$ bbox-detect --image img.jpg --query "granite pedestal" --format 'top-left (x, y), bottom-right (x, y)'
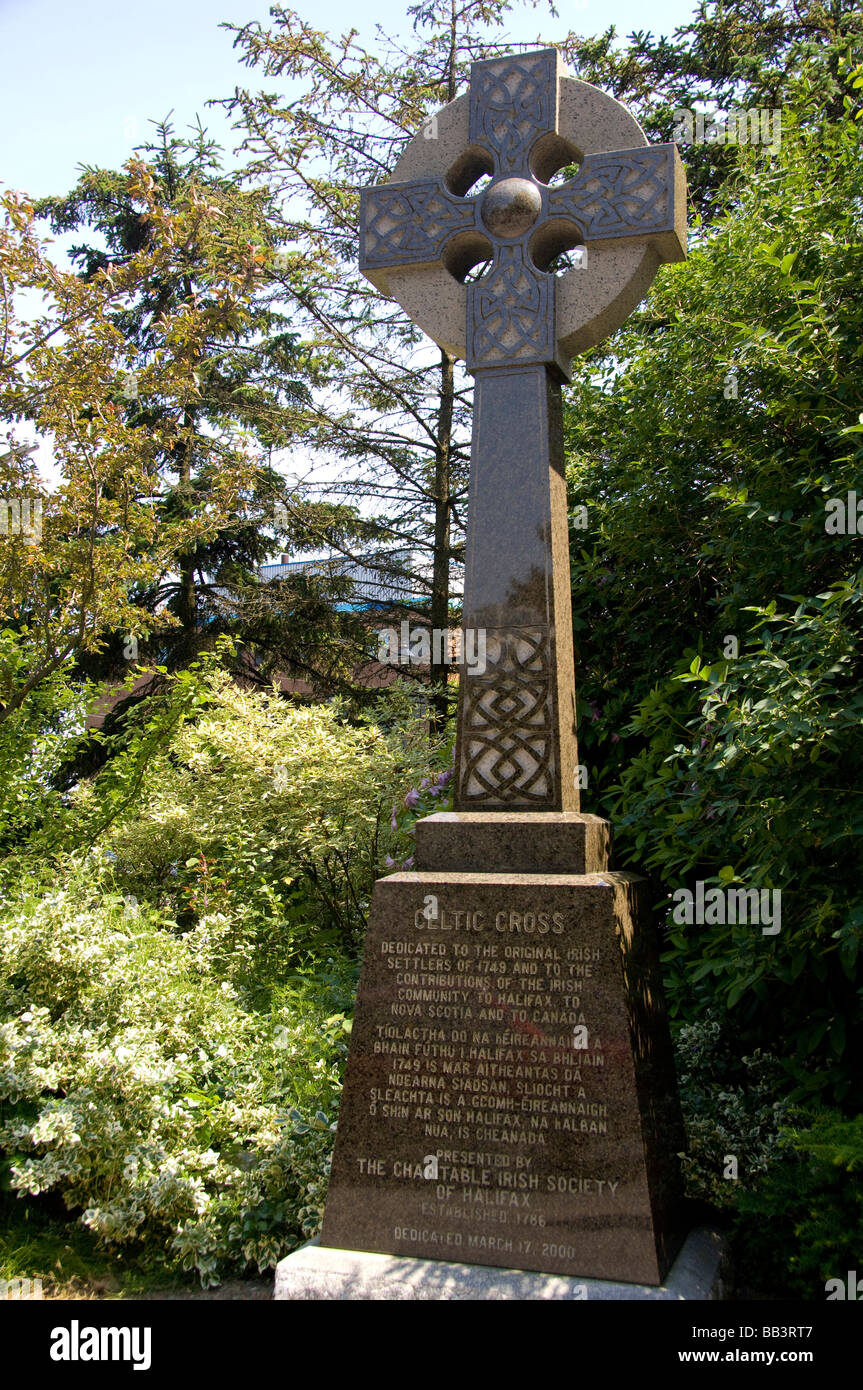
top-left (275, 1227), bottom-right (729, 1301)
top-left (319, 814), bottom-right (687, 1287)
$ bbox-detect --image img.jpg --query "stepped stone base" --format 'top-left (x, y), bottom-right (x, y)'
top-left (316, 811), bottom-right (687, 1287)
top-left (414, 812), bottom-right (611, 875)
top-left (275, 1227), bottom-right (729, 1301)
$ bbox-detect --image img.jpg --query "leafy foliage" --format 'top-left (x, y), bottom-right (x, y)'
top-left (96, 669), bottom-right (443, 958)
top-left (562, 0), bottom-right (863, 215)
top-left (0, 662), bottom-right (450, 1283)
top-left (30, 120), bottom-right (354, 693)
top-left (733, 1113), bottom-right (863, 1298)
top-left (673, 1012), bottom-right (791, 1207)
top-left (0, 859), bottom-right (350, 1286)
top-left (0, 167), bottom-right (263, 719)
top-left (567, 72), bottom-right (863, 1109)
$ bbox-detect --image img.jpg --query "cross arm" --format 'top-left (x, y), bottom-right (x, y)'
top-left (546, 144), bottom-right (687, 262)
top-left (359, 179), bottom-right (481, 295)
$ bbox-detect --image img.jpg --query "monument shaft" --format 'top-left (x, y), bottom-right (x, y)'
top-left (455, 364), bottom-right (578, 810)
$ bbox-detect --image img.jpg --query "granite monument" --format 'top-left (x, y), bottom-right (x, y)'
top-left (317, 47), bottom-right (688, 1288)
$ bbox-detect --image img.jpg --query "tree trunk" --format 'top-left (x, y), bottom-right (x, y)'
top-left (176, 400), bottom-right (197, 636)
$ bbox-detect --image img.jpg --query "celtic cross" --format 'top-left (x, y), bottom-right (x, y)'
top-left (360, 48), bottom-right (687, 812)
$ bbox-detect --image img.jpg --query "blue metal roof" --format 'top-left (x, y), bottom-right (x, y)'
top-left (259, 550), bottom-right (425, 610)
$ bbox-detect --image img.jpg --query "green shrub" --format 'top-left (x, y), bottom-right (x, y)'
top-left (95, 669), bottom-right (445, 968)
top-left (673, 1013), bottom-right (791, 1207)
top-left (733, 1113), bottom-right (863, 1299)
top-left (0, 859), bottom-right (353, 1286)
top-left (0, 630), bottom-right (90, 854)
top-left (0, 668), bottom-right (454, 1285)
top-left (612, 584), bottom-right (863, 1110)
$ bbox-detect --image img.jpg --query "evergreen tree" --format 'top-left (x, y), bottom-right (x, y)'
top-left (34, 119), bottom-right (363, 693)
top-left (560, 0), bottom-right (863, 215)
top-left (222, 0), bottom-right (561, 728)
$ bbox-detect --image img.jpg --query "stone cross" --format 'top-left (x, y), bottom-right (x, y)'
top-left (360, 48), bottom-right (686, 813)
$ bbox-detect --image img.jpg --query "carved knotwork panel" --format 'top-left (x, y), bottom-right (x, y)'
top-left (548, 147), bottom-right (677, 239)
top-left (469, 50), bottom-right (558, 174)
top-left (458, 627), bottom-right (556, 804)
top-left (361, 182), bottom-right (477, 270)
top-left (467, 245), bottom-right (554, 367)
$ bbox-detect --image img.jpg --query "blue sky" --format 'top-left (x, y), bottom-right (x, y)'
top-left (0, 0), bottom-right (699, 198)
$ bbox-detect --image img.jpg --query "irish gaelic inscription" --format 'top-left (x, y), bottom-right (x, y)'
top-left (321, 876), bottom-right (667, 1283)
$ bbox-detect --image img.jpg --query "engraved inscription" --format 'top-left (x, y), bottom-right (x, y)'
top-left (317, 876), bottom-right (675, 1282)
top-left (362, 908), bottom-right (612, 1229)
